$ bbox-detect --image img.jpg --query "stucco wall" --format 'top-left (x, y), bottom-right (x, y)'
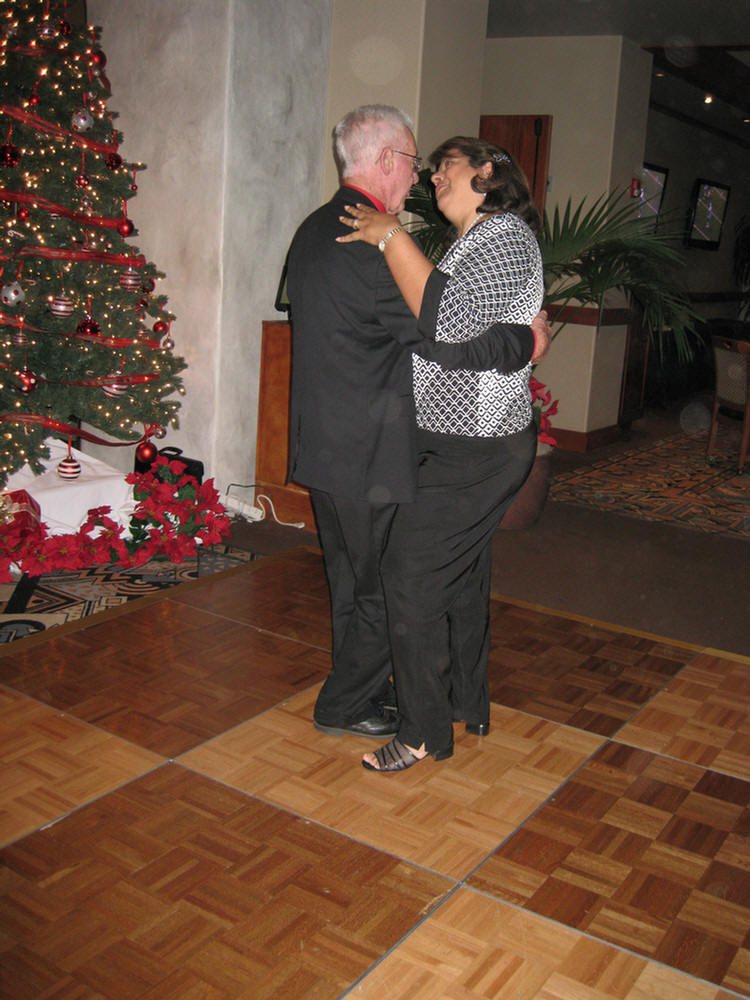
top-left (86, 0), bottom-right (331, 492)
top-left (481, 35), bottom-right (641, 211)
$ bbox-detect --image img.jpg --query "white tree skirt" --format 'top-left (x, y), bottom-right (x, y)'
top-left (6, 439), bottom-right (135, 536)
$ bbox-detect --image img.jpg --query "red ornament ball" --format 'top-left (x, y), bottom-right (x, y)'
top-left (75, 173), bottom-right (90, 189)
top-left (105, 152), bottom-right (123, 170)
top-left (153, 320), bottom-right (169, 335)
top-left (59, 19), bottom-right (72, 36)
top-left (17, 368), bottom-right (37, 394)
top-left (141, 278), bottom-right (155, 293)
top-left (0, 143), bottom-right (21, 167)
top-left (77, 318), bottom-right (101, 337)
top-left (136, 440), bottom-right (157, 465)
top-left (17, 206), bottom-right (30, 221)
top-left (91, 50), bottom-right (107, 68)
top-left (13, 328), bottom-right (28, 347)
top-left (57, 456), bottom-right (81, 480)
top-left (117, 218), bottom-right (134, 237)
top-left (28, 94), bottom-right (40, 106)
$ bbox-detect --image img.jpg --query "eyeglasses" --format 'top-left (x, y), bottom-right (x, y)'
top-left (392, 149), bottom-right (423, 171)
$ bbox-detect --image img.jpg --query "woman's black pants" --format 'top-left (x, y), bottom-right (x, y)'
top-left (382, 423), bottom-right (536, 754)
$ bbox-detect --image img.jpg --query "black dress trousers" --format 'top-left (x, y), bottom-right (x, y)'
top-left (382, 422), bottom-right (537, 754)
top-left (310, 489), bottom-right (398, 725)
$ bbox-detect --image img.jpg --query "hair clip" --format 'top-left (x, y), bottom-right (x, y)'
top-left (492, 152), bottom-right (511, 164)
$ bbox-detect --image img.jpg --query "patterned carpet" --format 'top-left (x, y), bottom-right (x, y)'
top-left (550, 427), bottom-right (750, 538)
top-left (0, 545), bottom-right (258, 644)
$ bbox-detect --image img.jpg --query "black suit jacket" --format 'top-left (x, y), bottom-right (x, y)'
top-left (286, 186), bottom-right (535, 504)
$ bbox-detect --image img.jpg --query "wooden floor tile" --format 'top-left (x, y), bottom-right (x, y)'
top-left (487, 600), bottom-right (696, 736)
top-left (0, 687), bottom-right (162, 846)
top-left (0, 598), bottom-right (329, 757)
top-left (181, 687), bottom-right (603, 880)
top-left (354, 888), bottom-right (737, 999)
top-left (0, 765), bottom-right (452, 1000)
top-left (617, 653), bottom-right (750, 780)
top-left (170, 546), bottom-right (332, 650)
top-left (469, 740), bottom-right (750, 993)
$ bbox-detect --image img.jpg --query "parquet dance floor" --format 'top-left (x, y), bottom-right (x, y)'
top-left (1, 546), bottom-right (749, 999)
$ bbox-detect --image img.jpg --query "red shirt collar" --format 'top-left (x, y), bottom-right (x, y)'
top-left (343, 184), bottom-right (386, 213)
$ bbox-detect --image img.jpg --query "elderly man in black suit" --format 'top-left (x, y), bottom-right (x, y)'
top-left (286, 104), bottom-right (548, 739)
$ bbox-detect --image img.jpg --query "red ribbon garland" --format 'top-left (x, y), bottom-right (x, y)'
top-left (0, 104), bottom-right (119, 155)
top-left (0, 312), bottom-right (164, 350)
top-left (0, 413), bottom-right (158, 447)
top-left (0, 188), bottom-right (129, 232)
top-left (54, 373), bottom-right (158, 388)
top-left (5, 248), bottom-right (146, 266)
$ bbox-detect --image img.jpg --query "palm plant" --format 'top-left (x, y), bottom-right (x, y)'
top-left (541, 191), bottom-right (700, 364)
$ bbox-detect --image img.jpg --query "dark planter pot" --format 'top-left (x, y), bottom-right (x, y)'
top-left (500, 444), bottom-right (554, 530)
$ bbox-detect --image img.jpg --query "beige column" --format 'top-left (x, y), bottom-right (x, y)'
top-left (323, 0), bottom-right (489, 197)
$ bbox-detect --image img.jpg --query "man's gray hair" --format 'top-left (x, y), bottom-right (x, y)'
top-left (333, 104), bottom-right (414, 180)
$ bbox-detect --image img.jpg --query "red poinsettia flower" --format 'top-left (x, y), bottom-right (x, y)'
top-left (1, 453), bottom-right (231, 577)
top-left (529, 376), bottom-right (559, 447)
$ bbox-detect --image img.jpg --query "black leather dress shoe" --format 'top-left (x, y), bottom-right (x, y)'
top-left (314, 711), bottom-right (399, 739)
top-left (465, 721), bottom-right (490, 736)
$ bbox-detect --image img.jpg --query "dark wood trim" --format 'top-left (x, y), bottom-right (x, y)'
top-left (548, 304), bottom-right (633, 327)
top-left (255, 321), bottom-right (315, 527)
top-left (553, 424), bottom-right (622, 453)
top-left (689, 291), bottom-right (744, 304)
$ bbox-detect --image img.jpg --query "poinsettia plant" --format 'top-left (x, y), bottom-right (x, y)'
top-left (530, 376), bottom-right (558, 447)
top-left (0, 456), bottom-right (231, 582)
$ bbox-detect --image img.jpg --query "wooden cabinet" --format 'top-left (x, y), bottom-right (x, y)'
top-left (255, 320), bottom-right (315, 527)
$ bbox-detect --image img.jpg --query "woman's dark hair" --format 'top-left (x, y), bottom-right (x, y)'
top-left (428, 135), bottom-right (541, 233)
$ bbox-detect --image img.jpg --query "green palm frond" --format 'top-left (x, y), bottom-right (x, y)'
top-left (404, 168), bottom-right (450, 264)
top-left (541, 191), bottom-right (700, 362)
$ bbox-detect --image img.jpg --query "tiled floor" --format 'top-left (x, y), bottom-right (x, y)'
top-left (1, 545), bottom-right (749, 999)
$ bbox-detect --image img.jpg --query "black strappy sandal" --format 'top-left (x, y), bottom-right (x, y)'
top-left (361, 736), bottom-right (453, 773)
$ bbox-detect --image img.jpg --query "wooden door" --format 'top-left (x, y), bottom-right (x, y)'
top-left (479, 115), bottom-right (552, 214)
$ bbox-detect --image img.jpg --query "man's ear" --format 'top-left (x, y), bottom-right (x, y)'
top-left (381, 148), bottom-right (393, 174)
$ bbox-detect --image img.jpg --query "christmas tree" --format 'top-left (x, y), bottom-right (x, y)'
top-left (0, 0), bottom-right (187, 489)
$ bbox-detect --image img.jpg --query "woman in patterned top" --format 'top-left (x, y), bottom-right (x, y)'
top-left (337, 137), bottom-right (545, 772)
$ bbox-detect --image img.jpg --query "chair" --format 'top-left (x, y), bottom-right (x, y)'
top-left (706, 333), bottom-right (750, 473)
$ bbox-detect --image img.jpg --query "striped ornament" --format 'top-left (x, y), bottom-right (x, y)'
top-left (57, 456), bottom-right (81, 480)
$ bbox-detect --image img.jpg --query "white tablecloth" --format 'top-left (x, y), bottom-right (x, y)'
top-left (5, 439), bottom-right (135, 536)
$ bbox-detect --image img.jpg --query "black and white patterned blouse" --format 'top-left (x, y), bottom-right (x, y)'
top-left (413, 211), bottom-right (543, 437)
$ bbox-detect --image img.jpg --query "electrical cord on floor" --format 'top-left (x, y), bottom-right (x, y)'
top-left (224, 483), bottom-right (306, 529)
top-left (255, 493), bottom-right (306, 530)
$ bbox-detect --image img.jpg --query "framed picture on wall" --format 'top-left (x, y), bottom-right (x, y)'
top-left (637, 163), bottom-right (668, 226)
top-left (685, 178), bottom-right (731, 250)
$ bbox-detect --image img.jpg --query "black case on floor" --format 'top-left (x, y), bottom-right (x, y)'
top-left (134, 446), bottom-right (204, 482)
